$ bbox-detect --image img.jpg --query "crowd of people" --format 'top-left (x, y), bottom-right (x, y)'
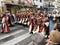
top-left (1, 11), bottom-right (16, 33)
top-left (1, 9), bottom-right (60, 45)
top-left (16, 10), bottom-right (60, 45)
top-left (16, 10), bottom-right (49, 35)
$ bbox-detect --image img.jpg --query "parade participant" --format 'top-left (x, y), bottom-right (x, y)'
top-left (25, 12), bottom-right (29, 26)
top-left (58, 11), bottom-right (60, 22)
top-left (5, 11), bottom-right (10, 33)
top-left (26, 12), bottom-right (31, 27)
top-left (36, 13), bottom-right (49, 37)
top-left (43, 14), bottom-right (49, 36)
top-left (21, 12), bottom-right (24, 24)
top-left (39, 17), bottom-right (45, 33)
top-left (33, 16), bottom-right (37, 33)
top-left (18, 11), bottom-right (21, 21)
top-left (16, 11), bottom-right (20, 22)
top-left (37, 15), bottom-right (42, 33)
top-left (1, 11), bottom-right (10, 33)
top-left (33, 14), bottom-right (41, 33)
top-left (11, 12), bottom-right (16, 24)
top-left (22, 12), bottom-right (27, 25)
top-left (7, 12), bottom-right (12, 26)
top-left (29, 14), bottom-right (34, 34)
top-left (27, 11), bottom-right (32, 27)
top-left (19, 12), bottom-right (23, 24)
top-left (23, 12), bottom-right (28, 26)
top-left (1, 14), bottom-right (6, 33)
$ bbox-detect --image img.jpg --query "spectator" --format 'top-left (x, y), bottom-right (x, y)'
top-left (46, 23), bottom-right (60, 45)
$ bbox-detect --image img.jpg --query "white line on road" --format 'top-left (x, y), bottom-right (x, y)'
top-left (1, 33), bottom-right (31, 45)
top-left (0, 30), bottom-right (24, 40)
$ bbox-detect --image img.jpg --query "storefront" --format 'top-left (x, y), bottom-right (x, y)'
top-left (5, 3), bottom-right (21, 14)
top-left (4, 3), bottom-right (33, 14)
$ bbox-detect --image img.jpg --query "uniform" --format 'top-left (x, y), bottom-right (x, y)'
top-left (5, 15), bottom-right (10, 33)
top-left (1, 14), bottom-right (10, 33)
top-left (1, 14), bottom-right (6, 33)
top-left (29, 16), bottom-right (34, 34)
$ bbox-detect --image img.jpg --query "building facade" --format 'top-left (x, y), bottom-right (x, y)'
top-left (33, 0), bottom-right (44, 7)
top-left (1, 0), bottom-right (33, 14)
top-left (1, 0), bottom-right (19, 13)
top-left (55, 0), bottom-right (60, 11)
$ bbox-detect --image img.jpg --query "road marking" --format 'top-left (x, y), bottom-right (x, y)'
top-left (1, 33), bottom-right (31, 45)
top-left (0, 30), bottom-right (24, 40)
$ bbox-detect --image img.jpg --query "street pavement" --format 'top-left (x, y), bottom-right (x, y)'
top-left (0, 24), bottom-right (32, 45)
top-left (0, 24), bottom-right (46, 45)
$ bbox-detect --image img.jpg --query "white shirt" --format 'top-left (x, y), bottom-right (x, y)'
top-left (2, 17), bottom-right (5, 23)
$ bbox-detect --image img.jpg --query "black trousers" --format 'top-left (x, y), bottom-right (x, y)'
top-left (31, 25), bottom-right (34, 33)
top-left (8, 18), bottom-right (12, 25)
top-left (54, 43), bottom-right (60, 45)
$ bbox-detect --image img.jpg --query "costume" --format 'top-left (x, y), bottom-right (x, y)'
top-left (1, 14), bottom-right (6, 33)
top-left (1, 14), bottom-right (10, 33)
top-left (5, 15), bottom-right (10, 33)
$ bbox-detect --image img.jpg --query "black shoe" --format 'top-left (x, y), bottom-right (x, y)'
top-left (5, 32), bottom-right (9, 34)
top-left (30, 32), bottom-right (33, 34)
top-left (1, 32), bottom-right (4, 33)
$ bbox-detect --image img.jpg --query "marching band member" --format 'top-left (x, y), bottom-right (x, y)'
top-left (27, 12), bottom-right (32, 27)
top-left (18, 12), bottom-right (22, 24)
top-left (19, 12), bottom-right (23, 24)
top-left (33, 17), bottom-right (37, 33)
top-left (1, 11), bottom-right (10, 33)
top-left (1, 14), bottom-right (6, 33)
top-left (29, 14), bottom-right (34, 34)
top-left (16, 11), bottom-right (19, 22)
top-left (33, 14), bottom-right (40, 33)
top-left (5, 13), bottom-right (10, 33)
top-left (23, 12), bottom-right (28, 26)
